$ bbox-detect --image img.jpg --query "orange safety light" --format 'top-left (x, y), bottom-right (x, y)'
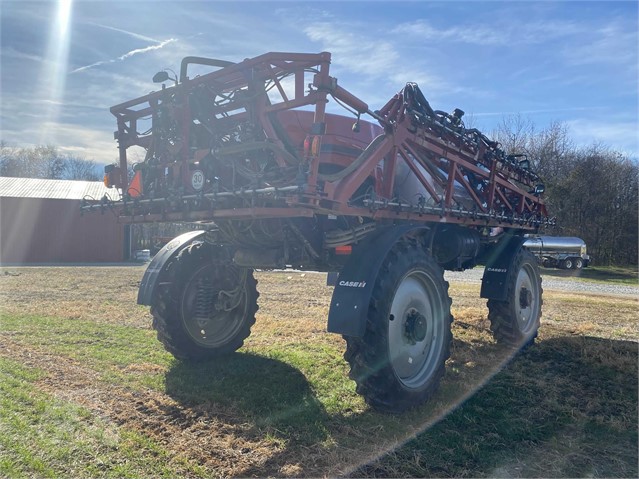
top-left (335, 245), bottom-right (352, 255)
top-left (104, 164), bottom-right (123, 189)
top-left (127, 171), bottom-right (143, 197)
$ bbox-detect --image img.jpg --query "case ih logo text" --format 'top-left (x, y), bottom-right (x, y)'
top-left (339, 280), bottom-right (367, 288)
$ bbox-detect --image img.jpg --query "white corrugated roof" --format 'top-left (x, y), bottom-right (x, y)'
top-left (0, 176), bottom-right (122, 201)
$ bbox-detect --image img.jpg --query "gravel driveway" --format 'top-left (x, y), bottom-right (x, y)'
top-left (445, 267), bottom-right (639, 297)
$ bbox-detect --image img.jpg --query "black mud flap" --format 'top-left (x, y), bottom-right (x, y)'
top-left (327, 225), bottom-right (430, 338)
top-left (480, 235), bottom-right (527, 301)
top-left (137, 230), bottom-right (207, 305)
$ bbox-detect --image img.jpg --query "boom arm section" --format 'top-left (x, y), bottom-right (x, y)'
top-left (83, 51), bottom-right (551, 231)
top-left (333, 82), bottom-right (550, 225)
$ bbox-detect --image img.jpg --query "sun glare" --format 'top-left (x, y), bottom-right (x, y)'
top-left (40, 0), bottom-right (74, 144)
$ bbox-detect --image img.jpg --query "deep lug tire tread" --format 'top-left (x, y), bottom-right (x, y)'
top-left (151, 242), bottom-right (258, 361)
top-left (487, 248), bottom-right (542, 348)
top-left (344, 240), bottom-right (453, 413)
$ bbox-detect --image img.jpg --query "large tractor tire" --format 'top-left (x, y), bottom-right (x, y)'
top-left (344, 240), bottom-right (453, 413)
top-left (488, 248), bottom-right (542, 348)
top-left (151, 241), bottom-right (258, 361)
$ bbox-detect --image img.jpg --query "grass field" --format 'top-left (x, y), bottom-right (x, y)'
top-left (541, 265), bottom-right (638, 285)
top-left (0, 265), bottom-right (637, 478)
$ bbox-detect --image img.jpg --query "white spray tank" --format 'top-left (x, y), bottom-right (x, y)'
top-left (523, 236), bottom-right (590, 269)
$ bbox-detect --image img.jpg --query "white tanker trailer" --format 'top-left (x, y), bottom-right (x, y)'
top-left (523, 236), bottom-right (590, 269)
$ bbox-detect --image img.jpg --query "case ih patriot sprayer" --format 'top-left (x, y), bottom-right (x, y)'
top-left (84, 52), bottom-right (554, 412)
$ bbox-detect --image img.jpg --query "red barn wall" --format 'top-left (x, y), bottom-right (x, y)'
top-left (0, 197), bottom-right (125, 263)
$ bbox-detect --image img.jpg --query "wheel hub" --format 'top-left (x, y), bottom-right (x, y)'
top-left (181, 263), bottom-right (251, 347)
top-left (404, 308), bottom-right (428, 344)
top-left (519, 287), bottom-right (533, 309)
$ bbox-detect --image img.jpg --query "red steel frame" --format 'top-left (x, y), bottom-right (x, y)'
top-left (98, 51), bottom-right (550, 230)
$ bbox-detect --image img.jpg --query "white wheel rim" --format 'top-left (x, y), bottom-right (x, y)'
top-left (515, 264), bottom-right (539, 335)
top-left (388, 270), bottom-right (445, 389)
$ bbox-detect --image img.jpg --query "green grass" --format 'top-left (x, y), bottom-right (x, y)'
top-left (0, 357), bottom-right (205, 478)
top-left (358, 336), bottom-right (638, 477)
top-left (0, 315), bottom-right (171, 392)
top-left (0, 297), bottom-right (637, 477)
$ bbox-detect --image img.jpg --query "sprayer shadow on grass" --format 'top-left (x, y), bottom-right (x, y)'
top-left (164, 351), bottom-right (329, 442)
top-left (354, 335), bottom-right (639, 478)
top-left (162, 334), bottom-right (637, 477)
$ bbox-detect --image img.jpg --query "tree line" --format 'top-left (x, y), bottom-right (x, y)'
top-left (1, 120), bottom-right (637, 265)
top-left (492, 117), bottom-right (638, 266)
top-left (0, 143), bottom-right (101, 181)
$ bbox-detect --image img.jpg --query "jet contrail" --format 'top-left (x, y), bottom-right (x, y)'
top-left (71, 38), bottom-right (177, 73)
top-left (85, 22), bottom-right (161, 44)
top-left (117, 39), bottom-right (177, 60)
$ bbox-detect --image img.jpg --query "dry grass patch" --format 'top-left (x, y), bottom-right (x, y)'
top-left (0, 266), bottom-right (150, 328)
top-left (540, 291), bottom-right (638, 340)
top-left (0, 266), bottom-right (637, 477)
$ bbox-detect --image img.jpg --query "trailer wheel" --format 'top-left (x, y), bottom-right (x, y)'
top-left (562, 258), bottom-right (573, 270)
top-left (488, 248), bottom-right (542, 347)
top-left (344, 241), bottom-right (452, 413)
top-left (573, 258), bottom-right (583, 269)
top-left (151, 242), bottom-right (258, 361)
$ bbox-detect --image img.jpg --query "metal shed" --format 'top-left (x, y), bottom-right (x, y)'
top-left (0, 177), bottom-right (125, 264)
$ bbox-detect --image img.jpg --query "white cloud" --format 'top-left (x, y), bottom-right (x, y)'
top-left (395, 21), bottom-right (507, 46)
top-left (302, 20), bottom-right (487, 111)
top-left (304, 22), bottom-right (454, 92)
top-left (71, 38), bottom-right (178, 74)
top-left (565, 118), bottom-right (639, 158)
top-left (1, 121), bottom-right (118, 164)
top-left (473, 107), bottom-right (607, 117)
top-left (3, 2), bottom-right (636, 168)
top-left (304, 22), bottom-right (399, 77)
top-left (274, 6), bottom-right (334, 22)
top-left (561, 20), bottom-right (638, 69)
top-left (396, 16), bottom-right (637, 74)
top-left (1, 47), bottom-right (46, 64)
top-left (393, 19), bottom-right (582, 46)
top-left (68, 69), bottom-right (156, 104)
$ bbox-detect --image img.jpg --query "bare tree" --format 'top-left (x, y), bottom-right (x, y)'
top-left (0, 144), bottom-right (64, 178)
top-left (63, 157), bottom-right (100, 181)
top-left (0, 141), bottom-right (17, 176)
top-left (492, 114), bottom-right (536, 155)
top-left (33, 145), bottom-right (65, 179)
top-left (0, 144), bottom-right (100, 181)
top-left (493, 119), bottom-right (638, 266)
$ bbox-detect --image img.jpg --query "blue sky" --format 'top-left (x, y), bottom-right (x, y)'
top-left (1, 0), bottom-right (637, 165)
